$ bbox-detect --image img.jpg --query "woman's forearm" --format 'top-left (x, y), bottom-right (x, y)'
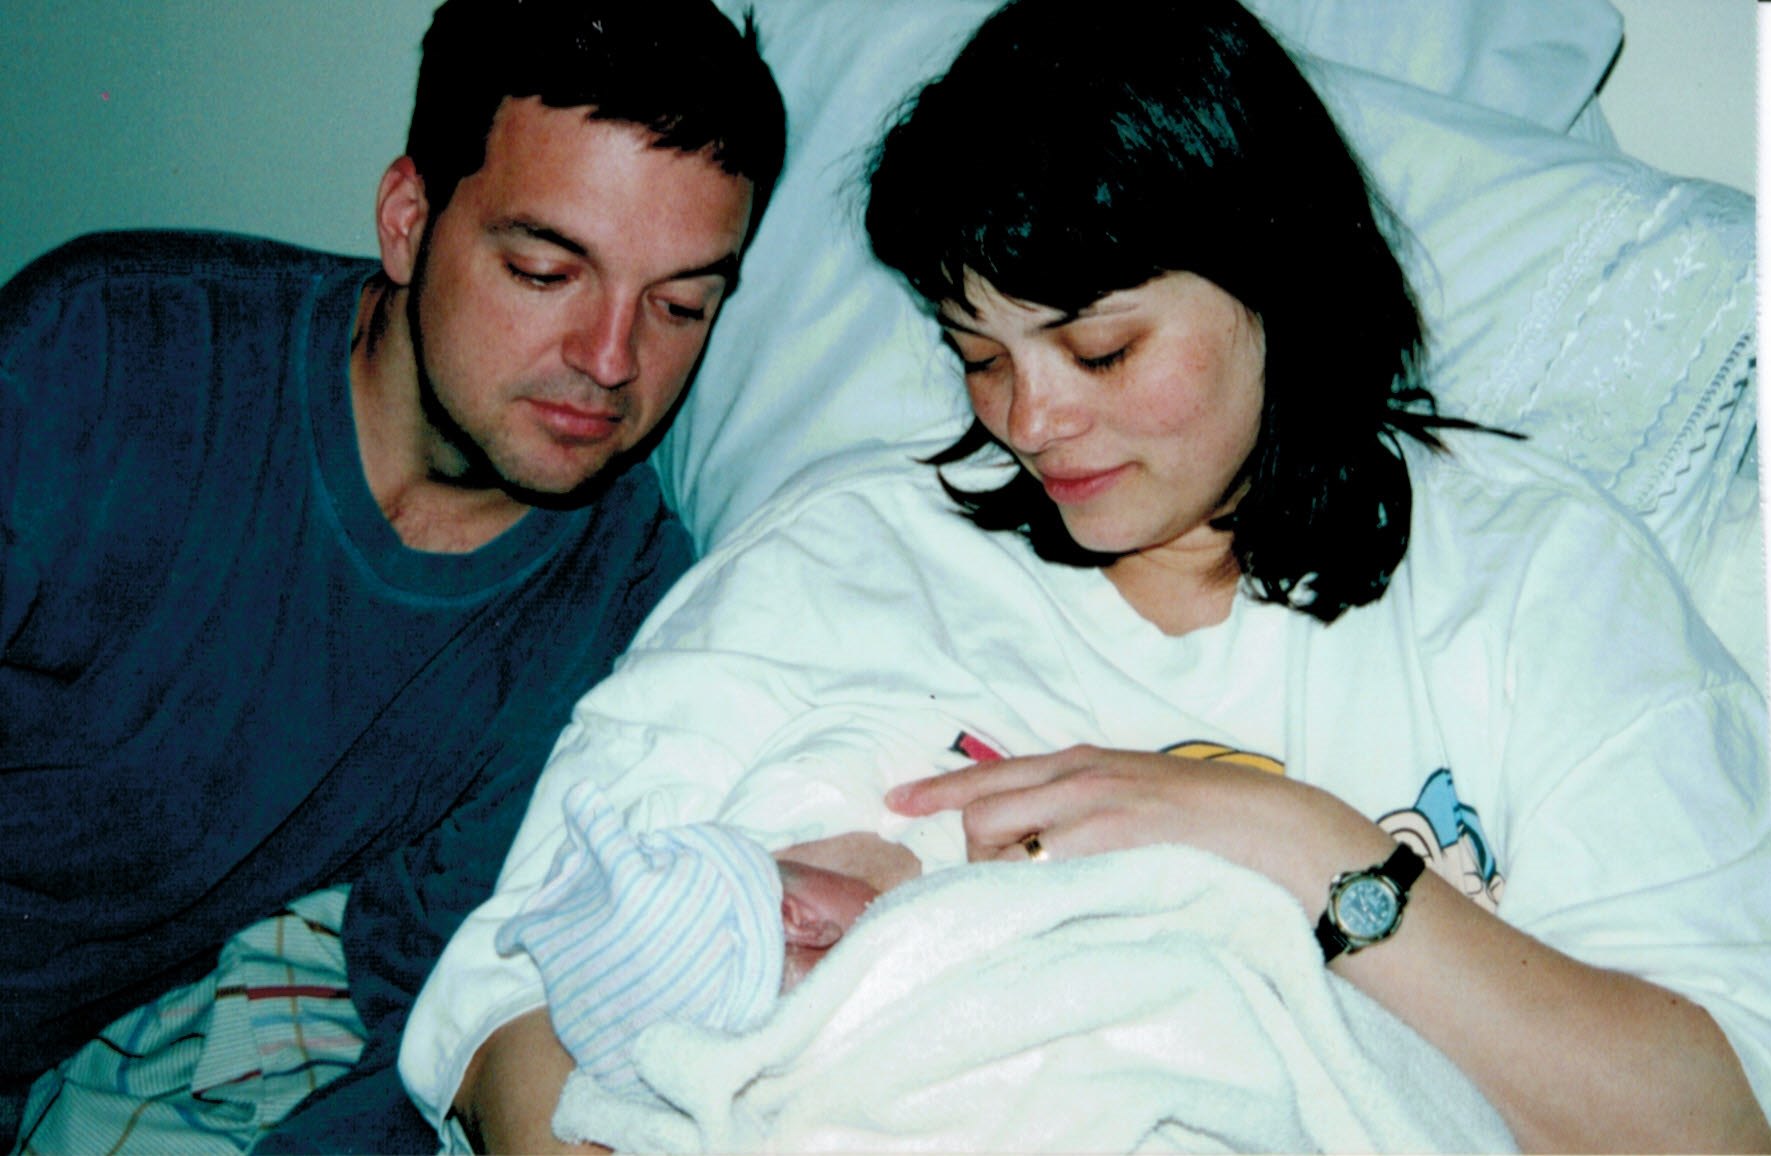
top-left (1266, 783), bottom-right (1766, 1152)
top-left (454, 1009), bottom-right (609, 1155)
top-left (1183, 772), bottom-right (1767, 1152)
top-left (1340, 868), bottom-right (1770, 1153)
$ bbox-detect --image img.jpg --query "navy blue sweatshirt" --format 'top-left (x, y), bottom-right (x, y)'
top-left (0, 231), bottom-right (692, 1088)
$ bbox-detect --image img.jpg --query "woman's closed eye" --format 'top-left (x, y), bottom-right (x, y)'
top-left (1076, 346), bottom-right (1127, 372)
top-left (942, 332), bottom-right (1003, 376)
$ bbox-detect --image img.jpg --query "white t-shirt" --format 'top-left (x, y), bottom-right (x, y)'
top-left (400, 431), bottom-right (1771, 1128)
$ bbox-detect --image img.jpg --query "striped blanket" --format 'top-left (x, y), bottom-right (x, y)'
top-left (11, 887), bottom-right (365, 1156)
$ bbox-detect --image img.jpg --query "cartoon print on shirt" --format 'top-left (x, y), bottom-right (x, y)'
top-left (1379, 768), bottom-right (1506, 912)
top-left (950, 731), bottom-right (1007, 764)
top-left (1162, 740), bottom-right (1285, 776)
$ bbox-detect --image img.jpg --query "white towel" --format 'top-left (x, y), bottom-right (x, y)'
top-left (555, 842), bottom-right (1515, 1153)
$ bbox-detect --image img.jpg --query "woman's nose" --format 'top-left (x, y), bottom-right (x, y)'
top-left (1003, 363), bottom-right (1089, 453)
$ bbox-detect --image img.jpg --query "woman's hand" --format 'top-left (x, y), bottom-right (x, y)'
top-left (886, 743), bottom-right (1392, 911)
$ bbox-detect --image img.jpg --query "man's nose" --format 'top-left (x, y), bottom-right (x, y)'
top-left (561, 292), bottom-right (641, 388)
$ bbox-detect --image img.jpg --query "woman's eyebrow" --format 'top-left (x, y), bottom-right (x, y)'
top-left (937, 308), bottom-right (1079, 335)
top-left (1054, 299), bottom-right (1137, 327)
top-left (939, 300), bottom-right (1136, 335)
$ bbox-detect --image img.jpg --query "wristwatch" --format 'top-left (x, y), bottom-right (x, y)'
top-left (1314, 843), bottom-right (1426, 963)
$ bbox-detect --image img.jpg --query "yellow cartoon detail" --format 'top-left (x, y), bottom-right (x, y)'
top-left (1163, 740), bottom-right (1285, 776)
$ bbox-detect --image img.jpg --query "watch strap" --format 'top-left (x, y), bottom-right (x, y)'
top-left (1313, 906), bottom-right (1353, 963)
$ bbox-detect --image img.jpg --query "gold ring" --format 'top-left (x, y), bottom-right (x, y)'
top-left (1020, 833), bottom-right (1049, 861)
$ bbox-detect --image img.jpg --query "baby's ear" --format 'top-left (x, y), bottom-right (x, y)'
top-left (781, 893), bottom-right (843, 949)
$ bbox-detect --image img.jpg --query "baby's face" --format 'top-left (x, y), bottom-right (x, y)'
top-left (776, 858), bottom-right (880, 992)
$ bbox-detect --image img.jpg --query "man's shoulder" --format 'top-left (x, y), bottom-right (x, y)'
top-left (4, 229), bottom-right (376, 306)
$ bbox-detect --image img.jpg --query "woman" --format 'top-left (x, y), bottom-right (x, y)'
top-left (866, 0), bottom-right (1771, 1150)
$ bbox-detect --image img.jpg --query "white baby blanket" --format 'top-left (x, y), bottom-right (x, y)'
top-left (553, 843), bottom-right (1516, 1153)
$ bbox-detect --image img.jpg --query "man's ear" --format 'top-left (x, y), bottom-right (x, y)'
top-left (781, 893), bottom-right (843, 950)
top-left (375, 156), bottom-right (429, 287)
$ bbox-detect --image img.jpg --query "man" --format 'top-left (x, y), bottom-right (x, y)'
top-left (0, 1), bottom-right (784, 1151)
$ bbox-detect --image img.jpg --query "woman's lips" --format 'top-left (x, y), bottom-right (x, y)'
top-left (1038, 464), bottom-right (1128, 505)
top-left (526, 397), bottom-right (622, 442)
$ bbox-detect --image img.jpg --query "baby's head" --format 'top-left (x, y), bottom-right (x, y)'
top-left (776, 856), bottom-right (880, 992)
top-left (497, 795), bottom-right (884, 1098)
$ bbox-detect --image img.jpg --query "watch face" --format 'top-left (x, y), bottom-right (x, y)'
top-left (1337, 876), bottom-right (1400, 940)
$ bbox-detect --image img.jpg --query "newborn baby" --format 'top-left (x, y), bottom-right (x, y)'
top-left (494, 782), bottom-right (883, 1101)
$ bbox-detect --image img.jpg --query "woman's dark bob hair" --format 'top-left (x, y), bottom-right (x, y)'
top-left (866, 0), bottom-right (1498, 623)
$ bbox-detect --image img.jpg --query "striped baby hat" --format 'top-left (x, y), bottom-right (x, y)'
top-left (494, 780), bottom-right (786, 1097)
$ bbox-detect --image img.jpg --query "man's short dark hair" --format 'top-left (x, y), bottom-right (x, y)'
top-left (408, 0), bottom-right (785, 234)
top-left (867, 0), bottom-right (1502, 624)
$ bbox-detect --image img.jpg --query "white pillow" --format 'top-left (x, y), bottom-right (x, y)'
top-left (1309, 64), bottom-right (1757, 570)
top-left (1245, 0), bottom-right (1621, 131)
top-left (653, 0), bottom-right (994, 548)
top-left (665, 0), bottom-right (1755, 659)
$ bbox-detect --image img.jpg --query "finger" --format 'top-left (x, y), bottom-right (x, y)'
top-left (960, 779), bottom-right (1051, 848)
top-left (886, 746), bottom-right (1095, 817)
top-left (958, 774), bottom-right (1100, 863)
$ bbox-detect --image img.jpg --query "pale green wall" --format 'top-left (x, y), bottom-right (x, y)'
top-left (1603, 0), bottom-right (1754, 194)
top-left (1, 1), bottom-right (437, 283)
